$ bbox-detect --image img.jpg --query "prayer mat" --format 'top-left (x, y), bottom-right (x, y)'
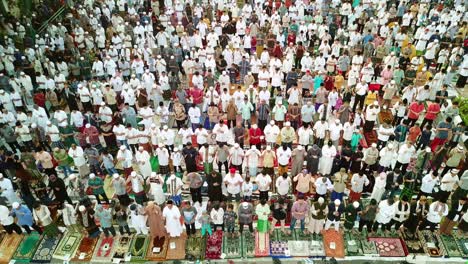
top-left (419, 230), bottom-right (444, 257)
top-left (270, 241), bottom-right (290, 258)
top-left (129, 234), bottom-right (149, 262)
top-left (368, 237), bottom-right (408, 257)
top-left (344, 230), bottom-right (364, 256)
top-left (294, 229), bottom-right (312, 240)
top-left (205, 230), bottom-right (222, 259)
top-left (363, 131), bottom-right (378, 146)
top-left (254, 232), bottom-right (270, 257)
top-left (53, 232), bottom-right (83, 261)
top-left (440, 234), bottom-right (461, 258)
top-left (92, 235), bottom-right (118, 262)
top-left (165, 235), bottom-right (187, 260)
top-left (287, 241), bottom-right (310, 257)
top-left (241, 230), bottom-right (255, 258)
top-left (222, 232), bottom-right (242, 259)
top-left (322, 230), bottom-right (345, 258)
top-left (454, 235), bottom-right (468, 258)
top-left (71, 236), bottom-right (98, 262)
top-left (401, 232), bottom-right (425, 255)
top-left (103, 176), bottom-right (115, 199)
top-left (31, 234), bottom-right (62, 263)
top-left (309, 236), bottom-right (326, 257)
top-left (274, 228), bottom-right (295, 241)
top-left (185, 234), bottom-right (205, 261)
top-left (112, 235), bottom-right (133, 261)
top-left (361, 239), bottom-right (378, 256)
top-left (0, 233), bottom-right (23, 263)
top-left (12, 232), bottom-right (42, 262)
top-left (146, 236), bottom-right (169, 261)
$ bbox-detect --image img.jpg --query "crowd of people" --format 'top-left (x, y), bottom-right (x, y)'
top-left (0, 0), bottom-right (466, 251)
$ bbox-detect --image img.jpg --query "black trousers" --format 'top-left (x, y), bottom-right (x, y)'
top-left (259, 190), bottom-right (269, 201)
top-left (22, 224), bottom-right (42, 234)
top-left (353, 94), bottom-right (365, 112)
top-left (3, 223), bottom-right (23, 234)
top-left (103, 226), bottom-right (117, 237)
top-left (185, 223), bottom-right (196, 235)
top-left (358, 219), bottom-right (373, 232)
top-left (190, 187), bottom-right (202, 203)
top-left (258, 119), bottom-right (267, 131)
top-left (239, 222), bottom-right (253, 233)
top-left (232, 164), bottom-right (243, 175)
top-left (372, 221), bottom-right (391, 232)
top-left (419, 219), bottom-right (438, 232)
top-left (394, 161), bottom-right (409, 172)
top-left (95, 192), bottom-right (110, 204)
top-left (218, 161), bottom-right (229, 174)
top-left (119, 225), bottom-right (132, 235)
top-left (389, 219), bottom-right (405, 230)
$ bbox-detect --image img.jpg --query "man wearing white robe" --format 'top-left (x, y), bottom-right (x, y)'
top-left (319, 143), bottom-right (337, 175)
top-left (129, 203), bottom-right (148, 235)
top-left (373, 199), bottom-right (396, 232)
top-left (245, 145), bottom-right (261, 178)
top-left (135, 147), bottom-right (152, 178)
top-left (264, 120), bottom-right (280, 147)
top-left (32, 105), bottom-right (49, 129)
top-left (0, 174), bottom-right (21, 205)
top-left (116, 145), bottom-right (133, 175)
top-left (162, 201), bottom-right (183, 237)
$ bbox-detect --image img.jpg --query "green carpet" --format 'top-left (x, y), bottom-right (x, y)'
top-left (274, 228), bottom-right (295, 241)
top-left (440, 234), bottom-right (462, 257)
top-left (294, 229), bottom-right (312, 240)
top-left (12, 232), bottom-right (41, 262)
top-left (344, 230), bottom-right (364, 256)
top-left (419, 230), bottom-right (444, 257)
top-left (241, 230), bottom-right (255, 258)
top-left (222, 232), bottom-right (242, 259)
top-left (129, 235), bottom-right (149, 262)
top-left (52, 232), bottom-right (83, 260)
top-left (454, 235), bottom-right (468, 258)
top-left (185, 233), bottom-right (206, 261)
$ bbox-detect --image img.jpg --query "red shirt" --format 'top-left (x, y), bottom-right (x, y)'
top-left (408, 126), bottom-right (421, 142)
top-left (425, 102), bottom-right (440, 120)
top-left (408, 102), bottom-right (425, 120)
top-left (33, 93), bottom-right (46, 107)
top-left (249, 128), bottom-right (263, 145)
top-left (83, 126), bottom-right (100, 145)
top-left (190, 88), bottom-right (204, 105)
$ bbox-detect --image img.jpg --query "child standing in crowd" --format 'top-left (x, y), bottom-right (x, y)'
top-left (200, 210), bottom-right (213, 236)
top-left (224, 204), bottom-right (238, 237)
top-left (242, 177), bottom-right (253, 202)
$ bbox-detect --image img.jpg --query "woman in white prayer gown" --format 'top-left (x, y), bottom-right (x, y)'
top-left (319, 143), bottom-right (337, 175)
top-left (130, 203), bottom-right (149, 235)
top-left (135, 147), bottom-right (152, 178)
top-left (162, 201), bottom-right (183, 237)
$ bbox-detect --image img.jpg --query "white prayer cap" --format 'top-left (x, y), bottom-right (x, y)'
top-left (47, 121), bottom-right (52, 125)
top-left (151, 172), bottom-right (157, 177)
top-left (371, 143), bottom-right (377, 148)
top-left (318, 197), bottom-right (324, 203)
top-left (138, 146), bottom-right (144, 151)
top-left (89, 173), bottom-right (96, 179)
top-left (12, 202), bottom-right (20, 208)
top-left (334, 199), bottom-right (341, 205)
top-left (20, 72), bottom-right (25, 75)
top-left (0, 90), bottom-right (4, 94)
top-left (163, 125), bottom-right (168, 130)
top-left (266, 146), bottom-right (271, 151)
top-left (425, 147), bottom-right (431, 153)
top-left (85, 124), bottom-right (91, 128)
top-left (151, 124), bottom-right (156, 128)
top-left (145, 69), bottom-right (150, 73)
top-left (113, 174), bottom-right (120, 179)
top-left (174, 147), bottom-right (179, 152)
top-left (270, 120), bottom-right (275, 125)
top-left (100, 102), bottom-right (106, 106)
top-left (31, 123), bottom-right (37, 128)
top-left (131, 171), bottom-right (137, 177)
top-left (251, 145), bottom-right (256, 150)
top-left (387, 143), bottom-right (393, 149)
top-left (79, 205), bottom-right (86, 212)
top-left (234, 143), bottom-right (240, 148)
top-left (120, 145), bottom-right (126, 150)
top-left (285, 121), bottom-right (291, 126)
top-left (297, 145), bottom-right (303, 150)
top-left (353, 201), bottom-right (360, 208)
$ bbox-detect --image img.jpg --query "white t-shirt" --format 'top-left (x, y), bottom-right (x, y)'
top-left (224, 174), bottom-right (244, 194)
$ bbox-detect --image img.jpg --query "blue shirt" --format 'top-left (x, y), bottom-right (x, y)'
top-left (11, 205), bottom-right (34, 226)
top-left (95, 208), bottom-right (113, 228)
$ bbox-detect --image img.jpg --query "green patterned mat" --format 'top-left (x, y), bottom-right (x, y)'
top-left (12, 232), bottom-right (41, 262)
top-left (344, 230), bottom-right (364, 256)
top-left (129, 235), bottom-right (149, 262)
top-left (222, 232), bottom-right (242, 259)
top-left (52, 232), bottom-right (83, 260)
top-left (241, 230), bottom-right (255, 258)
top-left (185, 233), bottom-right (206, 261)
top-left (274, 228), bottom-right (295, 241)
top-left (309, 235), bottom-right (325, 257)
top-left (454, 235), bottom-right (468, 258)
top-left (294, 229), bottom-right (312, 240)
top-left (440, 234), bottom-right (462, 257)
top-left (401, 232), bottom-right (425, 255)
top-left (355, 229), bottom-right (378, 256)
top-left (419, 230), bottom-right (444, 257)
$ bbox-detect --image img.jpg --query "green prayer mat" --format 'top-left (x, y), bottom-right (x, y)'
top-left (241, 230), bottom-right (255, 258)
top-left (185, 233), bottom-right (206, 261)
top-left (418, 230), bottom-right (444, 257)
top-left (454, 235), bottom-right (468, 258)
top-left (309, 235), bottom-right (325, 257)
top-left (53, 232), bottom-right (83, 261)
top-left (150, 156), bottom-right (159, 173)
top-left (274, 228), bottom-right (295, 241)
top-left (357, 229), bottom-right (378, 256)
top-left (129, 235), bottom-right (149, 262)
top-left (294, 229), bottom-right (312, 241)
top-left (12, 232), bottom-right (41, 262)
top-left (440, 234), bottom-right (462, 257)
top-left (344, 230), bottom-right (364, 256)
top-left (222, 232), bottom-right (242, 259)
top-left (257, 219), bottom-right (270, 233)
top-left (401, 232), bottom-right (425, 255)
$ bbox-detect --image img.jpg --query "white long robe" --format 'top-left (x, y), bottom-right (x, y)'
top-left (135, 150), bottom-right (152, 178)
top-left (318, 145), bottom-right (337, 175)
top-left (130, 205), bottom-right (148, 234)
top-left (162, 206), bottom-right (183, 237)
top-left (0, 178), bottom-right (20, 205)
